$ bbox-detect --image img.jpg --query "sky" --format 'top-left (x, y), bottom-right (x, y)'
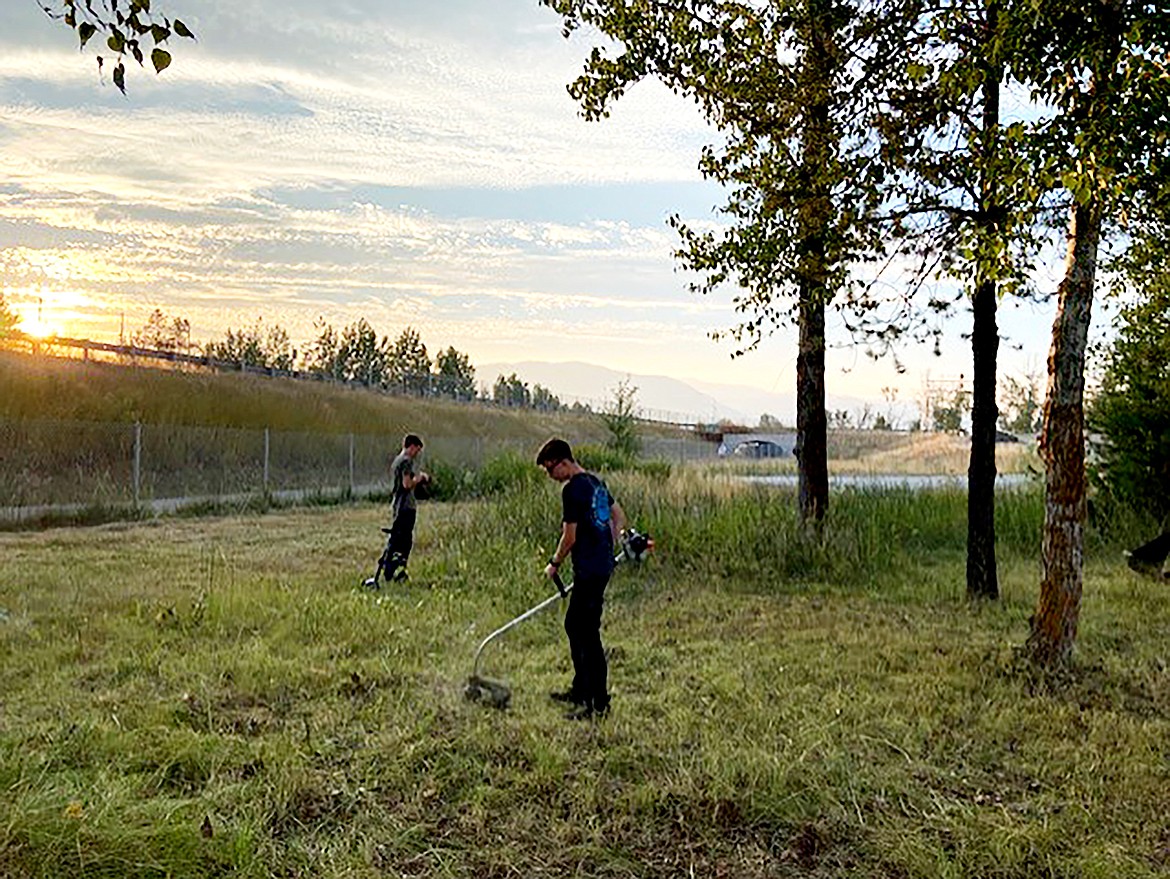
top-left (0, 0), bottom-right (1106, 422)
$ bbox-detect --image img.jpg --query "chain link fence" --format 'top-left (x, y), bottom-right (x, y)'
top-left (639, 435), bottom-right (723, 463)
top-left (0, 416), bottom-right (718, 523)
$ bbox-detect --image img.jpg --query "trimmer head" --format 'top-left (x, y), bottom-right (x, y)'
top-left (621, 528), bottom-right (654, 562)
top-left (464, 675), bottom-right (511, 710)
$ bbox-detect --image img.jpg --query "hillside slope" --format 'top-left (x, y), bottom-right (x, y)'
top-left (0, 350), bottom-right (609, 443)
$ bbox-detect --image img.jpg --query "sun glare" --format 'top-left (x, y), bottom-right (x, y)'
top-left (18, 316), bottom-right (58, 339)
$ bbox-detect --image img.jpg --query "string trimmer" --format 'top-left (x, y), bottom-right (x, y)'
top-left (464, 529), bottom-right (652, 709)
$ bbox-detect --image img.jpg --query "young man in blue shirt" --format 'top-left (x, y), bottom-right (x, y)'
top-left (537, 437), bottom-right (627, 720)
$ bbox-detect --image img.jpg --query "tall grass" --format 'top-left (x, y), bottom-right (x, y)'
top-left (598, 470), bottom-right (1045, 600)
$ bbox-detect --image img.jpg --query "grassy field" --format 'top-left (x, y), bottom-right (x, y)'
top-left (2, 471), bottom-right (1168, 878)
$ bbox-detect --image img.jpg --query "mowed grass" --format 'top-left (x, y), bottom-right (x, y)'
top-left (2, 477), bottom-right (1169, 878)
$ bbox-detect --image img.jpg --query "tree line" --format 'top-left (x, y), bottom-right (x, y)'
top-left (124, 308), bottom-right (580, 411)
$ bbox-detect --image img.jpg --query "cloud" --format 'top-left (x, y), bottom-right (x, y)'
top-left (0, 1), bottom-right (1062, 403)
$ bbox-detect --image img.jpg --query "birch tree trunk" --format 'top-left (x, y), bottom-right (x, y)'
top-left (1027, 199), bottom-right (1101, 665)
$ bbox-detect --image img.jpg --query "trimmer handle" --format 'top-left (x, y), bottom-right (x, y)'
top-left (551, 571), bottom-right (568, 598)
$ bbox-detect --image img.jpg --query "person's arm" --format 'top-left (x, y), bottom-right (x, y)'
top-left (545, 522), bottom-right (576, 580)
top-left (402, 470), bottom-right (428, 490)
top-left (610, 499), bottom-right (627, 545)
top-left (397, 456), bottom-right (428, 491)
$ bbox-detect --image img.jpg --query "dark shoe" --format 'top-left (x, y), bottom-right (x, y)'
top-left (564, 697), bottom-right (610, 721)
top-left (564, 704), bottom-right (597, 721)
top-left (362, 576), bottom-right (380, 590)
top-left (392, 567), bottom-right (409, 582)
top-left (1125, 551), bottom-right (1163, 578)
top-left (549, 689), bottom-right (584, 705)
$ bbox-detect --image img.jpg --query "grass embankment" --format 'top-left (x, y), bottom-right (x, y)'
top-left (2, 472), bottom-right (1167, 877)
top-left (831, 430), bottom-right (1039, 475)
top-left (717, 430), bottom-right (1038, 477)
top-left (0, 350), bottom-right (621, 517)
top-left (0, 349), bottom-right (606, 441)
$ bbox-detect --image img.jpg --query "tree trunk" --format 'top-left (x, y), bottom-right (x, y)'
top-left (797, 290), bottom-right (828, 523)
top-left (968, 275), bottom-right (999, 599)
top-left (1027, 199), bottom-right (1101, 666)
top-left (967, 0), bottom-right (1001, 600)
top-left (794, 0), bottom-right (834, 525)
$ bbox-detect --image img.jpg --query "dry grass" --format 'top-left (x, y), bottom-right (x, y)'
top-left (837, 431), bottom-right (1040, 475)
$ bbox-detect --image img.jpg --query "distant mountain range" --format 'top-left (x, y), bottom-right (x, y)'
top-left (478, 360), bottom-right (884, 426)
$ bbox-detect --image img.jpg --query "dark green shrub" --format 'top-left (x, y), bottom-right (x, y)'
top-left (633, 459), bottom-right (672, 480)
top-left (423, 459), bottom-right (475, 501)
top-left (600, 379), bottom-right (642, 458)
top-left (1088, 275), bottom-right (1170, 521)
top-left (575, 443), bottom-right (631, 473)
top-left (475, 449), bottom-right (541, 496)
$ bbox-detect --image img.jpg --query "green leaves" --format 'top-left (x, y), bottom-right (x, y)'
top-left (905, 61), bottom-right (931, 82)
top-left (42, 0), bottom-right (196, 93)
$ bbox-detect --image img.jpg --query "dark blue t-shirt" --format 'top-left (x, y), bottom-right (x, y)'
top-left (562, 472), bottom-right (615, 579)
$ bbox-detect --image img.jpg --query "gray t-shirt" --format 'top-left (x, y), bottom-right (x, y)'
top-left (390, 450), bottom-right (417, 517)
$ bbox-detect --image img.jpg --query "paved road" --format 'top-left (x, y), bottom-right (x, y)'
top-left (0, 482), bottom-right (387, 524)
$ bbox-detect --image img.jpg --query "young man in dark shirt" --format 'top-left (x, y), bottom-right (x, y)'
top-left (378, 433), bottom-right (429, 585)
top-left (537, 437), bottom-right (626, 720)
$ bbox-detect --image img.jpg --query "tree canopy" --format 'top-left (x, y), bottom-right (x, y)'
top-left (205, 318), bottom-right (295, 371)
top-left (131, 308), bottom-right (190, 353)
top-left (434, 347), bottom-right (477, 402)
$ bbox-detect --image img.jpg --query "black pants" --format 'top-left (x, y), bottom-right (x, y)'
top-left (564, 571), bottom-right (610, 710)
top-left (1129, 529), bottom-right (1170, 569)
top-left (383, 507), bottom-right (416, 572)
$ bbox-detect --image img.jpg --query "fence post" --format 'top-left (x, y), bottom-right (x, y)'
top-left (349, 433), bottom-right (355, 495)
top-left (133, 422), bottom-right (142, 506)
top-left (263, 427), bottom-right (270, 492)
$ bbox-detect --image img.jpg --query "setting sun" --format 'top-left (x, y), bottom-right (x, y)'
top-left (17, 318), bottom-right (50, 339)
top-left (17, 313), bottom-right (59, 339)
